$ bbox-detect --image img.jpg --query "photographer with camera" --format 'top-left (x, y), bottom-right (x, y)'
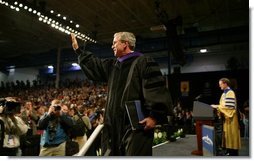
top-left (20, 101), bottom-right (39, 136)
top-left (38, 99), bottom-right (74, 156)
top-left (85, 109), bottom-right (104, 156)
top-left (20, 101), bottom-right (40, 156)
top-left (0, 97), bottom-right (28, 156)
top-left (70, 104), bottom-right (91, 150)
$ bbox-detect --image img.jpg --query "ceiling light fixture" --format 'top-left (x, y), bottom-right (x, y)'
top-left (71, 63), bottom-right (79, 67)
top-left (48, 65), bottom-right (54, 69)
top-left (0, 0), bottom-right (96, 43)
top-left (200, 49), bottom-right (207, 53)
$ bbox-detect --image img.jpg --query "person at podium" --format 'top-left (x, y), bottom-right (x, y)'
top-left (211, 78), bottom-right (241, 156)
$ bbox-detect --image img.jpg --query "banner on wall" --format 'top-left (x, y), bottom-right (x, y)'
top-left (180, 81), bottom-right (189, 96)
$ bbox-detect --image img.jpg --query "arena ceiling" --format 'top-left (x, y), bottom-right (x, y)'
top-left (0, 0), bottom-right (249, 69)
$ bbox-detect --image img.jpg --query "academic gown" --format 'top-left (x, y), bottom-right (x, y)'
top-left (76, 49), bottom-right (173, 156)
top-left (217, 88), bottom-right (241, 150)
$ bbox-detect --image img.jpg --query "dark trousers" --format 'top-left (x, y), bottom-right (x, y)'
top-left (0, 148), bottom-right (18, 156)
top-left (120, 129), bottom-right (153, 156)
top-left (20, 134), bottom-right (41, 156)
top-left (226, 149), bottom-right (239, 156)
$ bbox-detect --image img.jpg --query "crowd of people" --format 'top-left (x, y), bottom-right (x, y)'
top-left (1, 78), bottom-right (107, 110)
top-left (0, 78), bottom-right (249, 156)
top-left (0, 78), bottom-right (107, 156)
top-left (0, 77), bottom-right (249, 156)
top-left (172, 101), bottom-right (195, 135)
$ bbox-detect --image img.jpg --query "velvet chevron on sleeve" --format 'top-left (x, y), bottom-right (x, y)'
top-left (141, 56), bottom-right (173, 124)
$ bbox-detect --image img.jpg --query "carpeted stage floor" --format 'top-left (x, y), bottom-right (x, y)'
top-left (153, 135), bottom-right (249, 157)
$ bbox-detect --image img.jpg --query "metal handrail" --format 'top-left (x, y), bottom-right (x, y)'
top-left (74, 124), bottom-right (104, 156)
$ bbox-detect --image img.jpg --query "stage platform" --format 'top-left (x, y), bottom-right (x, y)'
top-left (153, 135), bottom-right (249, 157)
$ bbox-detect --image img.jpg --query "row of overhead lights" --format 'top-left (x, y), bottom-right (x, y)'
top-left (0, 0), bottom-right (97, 43)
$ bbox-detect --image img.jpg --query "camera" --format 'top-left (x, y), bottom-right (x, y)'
top-left (53, 105), bottom-right (61, 111)
top-left (0, 98), bottom-right (21, 114)
top-left (48, 120), bottom-right (58, 141)
top-left (89, 109), bottom-right (103, 122)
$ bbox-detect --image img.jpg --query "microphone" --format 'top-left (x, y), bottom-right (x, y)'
top-left (195, 94), bottom-right (202, 101)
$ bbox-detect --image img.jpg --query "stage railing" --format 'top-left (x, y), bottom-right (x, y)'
top-left (74, 124), bottom-right (104, 156)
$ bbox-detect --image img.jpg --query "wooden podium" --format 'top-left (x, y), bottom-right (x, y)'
top-left (191, 101), bottom-right (214, 156)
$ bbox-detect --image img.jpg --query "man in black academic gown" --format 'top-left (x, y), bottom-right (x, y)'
top-left (71, 32), bottom-right (173, 156)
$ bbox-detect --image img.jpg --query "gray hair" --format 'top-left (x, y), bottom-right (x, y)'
top-left (114, 32), bottom-right (136, 50)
